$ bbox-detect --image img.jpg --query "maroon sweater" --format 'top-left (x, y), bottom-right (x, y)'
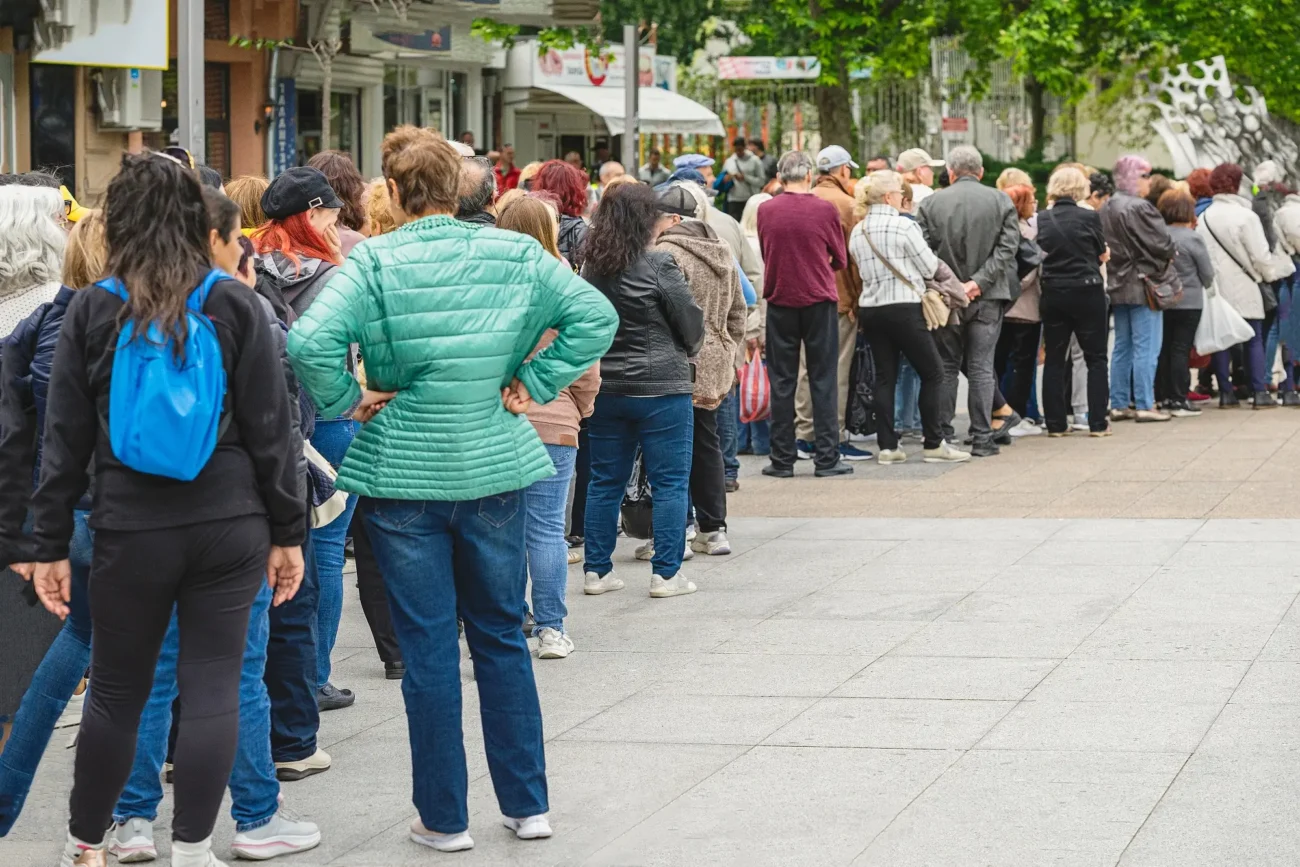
top-left (756, 192), bottom-right (848, 308)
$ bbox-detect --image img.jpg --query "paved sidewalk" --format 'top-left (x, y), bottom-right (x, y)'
top-left (6, 516), bottom-right (1300, 866)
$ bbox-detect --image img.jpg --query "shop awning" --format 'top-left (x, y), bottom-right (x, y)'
top-left (536, 84), bottom-right (726, 137)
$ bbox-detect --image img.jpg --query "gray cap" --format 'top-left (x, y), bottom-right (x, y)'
top-left (816, 145), bottom-right (859, 172)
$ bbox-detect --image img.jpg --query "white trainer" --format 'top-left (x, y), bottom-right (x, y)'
top-left (923, 441), bottom-right (972, 463)
top-left (583, 571), bottom-right (625, 595)
top-left (1008, 418), bottom-right (1043, 437)
top-left (503, 814), bottom-right (553, 840)
top-left (634, 541), bottom-right (693, 561)
top-left (877, 449), bottom-right (907, 465)
top-left (171, 837), bottom-right (228, 867)
top-left (536, 628), bottom-right (575, 659)
top-left (60, 835), bottom-right (107, 867)
top-left (108, 818), bottom-right (156, 863)
top-left (690, 531), bottom-right (731, 556)
top-left (649, 574), bottom-right (698, 598)
top-left (410, 820), bottom-right (474, 852)
top-left (231, 810), bottom-right (321, 861)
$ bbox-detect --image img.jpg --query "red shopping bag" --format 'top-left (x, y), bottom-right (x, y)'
top-left (738, 350), bottom-right (770, 423)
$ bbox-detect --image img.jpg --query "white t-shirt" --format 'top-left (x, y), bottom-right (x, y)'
top-left (910, 183), bottom-right (934, 204)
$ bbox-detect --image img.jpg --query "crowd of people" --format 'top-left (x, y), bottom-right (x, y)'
top-left (0, 128), bottom-right (1296, 867)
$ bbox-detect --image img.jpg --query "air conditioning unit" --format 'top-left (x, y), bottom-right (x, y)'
top-left (94, 67), bottom-right (163, 131)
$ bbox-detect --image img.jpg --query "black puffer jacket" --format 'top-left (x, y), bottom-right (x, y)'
top-left (559, 214), bottom-right (589, 271)
top-left (581, 251), bottom-right (705, 397)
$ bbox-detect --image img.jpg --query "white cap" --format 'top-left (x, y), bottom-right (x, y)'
top-left (450, 140), bottom-right (476, 157)
top-left (816, 145), bottom-right (859, 172)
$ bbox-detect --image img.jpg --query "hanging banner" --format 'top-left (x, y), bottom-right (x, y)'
top-left (273, 78), bottom-right (297, 177)
top-left (716, 56), bottom-right (821, 81)
top-left (534, 45), bottom-right (656, 88)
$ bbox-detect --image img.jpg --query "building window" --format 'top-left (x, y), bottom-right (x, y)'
top-left (29, 64), bottom-right (76, 193)
top-left (143, 61), bottom-right (231, 178)
top-left (296, 89), bottom-right (358, 164)
top-left (205, 0), bottom-right (230, 41)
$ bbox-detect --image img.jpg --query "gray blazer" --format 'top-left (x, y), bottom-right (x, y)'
top-left (916, 176), bottom-right (1021, 302)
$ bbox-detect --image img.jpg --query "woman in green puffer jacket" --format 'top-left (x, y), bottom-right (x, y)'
top-left (286, 126), bottom-right (617, 854)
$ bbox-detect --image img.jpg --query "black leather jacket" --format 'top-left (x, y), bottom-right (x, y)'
top-left (582, 251), bottom-right (705, 397)
top-left (559, 214), bottom-right (589, 271)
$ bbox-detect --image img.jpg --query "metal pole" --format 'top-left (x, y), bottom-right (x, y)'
top-left (265, 47), bottom-right (279, 177)
top-left (177, 0), bottom-right (206, 165)
top-left (621, 24), bottom-right (638, 171)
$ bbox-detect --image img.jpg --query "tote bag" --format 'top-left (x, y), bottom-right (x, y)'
top-left (1195, 285), bottom-right (1256, 355)
top-left (738, 349), bottom-right (770, 423)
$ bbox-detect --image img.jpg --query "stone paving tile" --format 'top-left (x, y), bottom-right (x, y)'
top-left (831, 656), bottom-right (1059, 701)
top-left (978, 700), bottom-right (1224, 753)
top-left (766, 697), bottom-right (1016, 750)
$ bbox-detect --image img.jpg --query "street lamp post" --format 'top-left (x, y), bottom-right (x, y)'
top-left (177, 0), bottom-right (205, 164)
top-left (621, 24), bottom-right (638, 173)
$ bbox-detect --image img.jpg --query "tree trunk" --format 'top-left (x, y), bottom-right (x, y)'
top-left (814, 67), bottom-right (855, 153)
top-left (1026, 75), bottom-right (1046, 161)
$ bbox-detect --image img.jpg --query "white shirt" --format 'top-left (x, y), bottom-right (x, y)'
top-left (910, 183), bottom-right (934, 204)
top-left (849, 206), bottom-right (939, 307)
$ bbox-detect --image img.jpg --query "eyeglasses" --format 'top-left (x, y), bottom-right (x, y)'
top-left (1140, 171), bottom-right (1153, 179)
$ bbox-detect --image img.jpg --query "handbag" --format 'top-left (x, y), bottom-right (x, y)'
top-left (1194, 283), bottom-right (1256, 355)
top-left (619, 450), bottom-right (654, 540)
top-left (862, 230), bottom-right (949, 330)
top-left (845, 332), bottom-right (877, 437)
top-left (304, 441), bottom-right (349, 528)
top-left (738, 348), bottom-right (771, 423)
top-left (1139, 259), bottom-right (1184, 311)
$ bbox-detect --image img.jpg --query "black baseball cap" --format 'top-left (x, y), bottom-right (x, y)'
top-left (261, 166), bottom-right (345, 219)
top-left (656, 185), bottom-right (697, 217)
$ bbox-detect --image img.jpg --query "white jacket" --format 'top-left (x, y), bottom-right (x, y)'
top-left (1197, 193), bottom-right (1271, 320)
top-left (1273, 194), bottom-right (1300, 257)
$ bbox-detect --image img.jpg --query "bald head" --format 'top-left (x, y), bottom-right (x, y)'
top-left (599, 160), bottom-right (625, 187)
top-left (457, 156), bottom-right (496, 216)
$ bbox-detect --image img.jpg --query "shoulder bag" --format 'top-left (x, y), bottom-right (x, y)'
top-left (862, 226), bottom-right (950, 330)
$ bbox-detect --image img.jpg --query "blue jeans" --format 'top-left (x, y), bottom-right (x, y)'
top-left (525, 445), bottom-right (576, 634)
top-left (266, 529), bottom-right (320, 763)
top-left (310, 418), bottom-right (360, 688)
top-left (718, 388), bottom-right (740, 482)
top-left (1110, 304), bottom-right (1164, 411)
top-left (114, 582), bottom-right (278, 832)
top-left (584, 393), bottom-right (694, 580)
top-left (894, 358), bottom-right (921, 431)
top-left (0, 511), bottom-right (93, 836)
top-left (361, 495), bottom-right (547, 834)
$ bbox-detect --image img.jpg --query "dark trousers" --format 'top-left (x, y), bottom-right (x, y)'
top-left (1041, 288), bottom-right (1109, 433)
top-left (70, 516), bottom-right (268, 845)
top-left (1213, 319), bottom-right (1269, 393)
top-left (1155, 308), bottom-right (1202, 405)
top-left (689, 406), bottom-right (727, 532)
top-left (568, 420), bottom-right (590, 539)
top-left (933, 299), bottom-right (1005, 444)
top-left (994, 320), bottom-right (1042, 416)
top-left (767, 300), bottom-right (840, 469)
top-left (860, 303), bottom-right (946, 450)
top-left (725, 200), bottom-right (747, 222)
top-left (265, 528), bottom-right (320, 764)
top-left (350, 508), bottom-right (402, 665)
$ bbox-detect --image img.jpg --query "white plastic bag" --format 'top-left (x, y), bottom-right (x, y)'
top-left (1194, 285), bottom-right (1256, 355)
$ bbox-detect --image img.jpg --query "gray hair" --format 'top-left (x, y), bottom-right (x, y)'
top-left (0, 185), bottom-right (66, 299)
top-left (669, 180), bottom-right (710, 220)
top-left (777, 151), bottom-right (815, 184)
top-left (946, 145), bottom-right (983, 179)
top-left (1255, 160), bottom-right (1285, 187)
top-left (456, 156), bottom-right (496, 216)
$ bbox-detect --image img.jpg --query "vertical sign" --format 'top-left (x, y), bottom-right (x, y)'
top-left (274, 78), bottom-right (297, 177)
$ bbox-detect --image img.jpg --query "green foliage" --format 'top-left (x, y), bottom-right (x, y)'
top-left (470, 18), bottom-right (521, 47)
top-left (228, 34), bottom-right (294, 51)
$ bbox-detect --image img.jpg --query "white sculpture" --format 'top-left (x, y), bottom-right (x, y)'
top-left (1141, 55), bottom-right (1299, 179)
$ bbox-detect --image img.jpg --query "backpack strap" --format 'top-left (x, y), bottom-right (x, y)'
top-left (188, 268), bottom-right (232, 312)
top-left (97, 277), bottom-right (128, 303)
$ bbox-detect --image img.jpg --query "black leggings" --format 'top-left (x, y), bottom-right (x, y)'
top-left (349, 508), bottom-right (402, 665)
top-left (1155, 308), bottom-right (1202, 404)
top-left (689, 406), bottom-right (727, 533)
top-left (70, 515), bottom-right (269, 844)
top-left (861, 302), bottom-right (946, 451)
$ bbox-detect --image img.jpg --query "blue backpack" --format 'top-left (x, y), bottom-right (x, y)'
top-left (97, 269), bottom-right (229, 481)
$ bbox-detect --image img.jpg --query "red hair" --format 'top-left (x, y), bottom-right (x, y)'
top-left (1186, 168), bottom-right (1213, 200)
top-left (1209, 163), bottom-right (1243, 196)
top-left (1005, 184), bottom-right (1036, 221)
top-left (533, 159), bottom-right (588, 217)
top-left (251, 212), bottom-right (342, 276)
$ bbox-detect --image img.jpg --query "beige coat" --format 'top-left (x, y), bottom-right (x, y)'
top-left (1006, 218), bottom-right (1041, 323)
top-left (1198, 193), bottom-right (1272, 320)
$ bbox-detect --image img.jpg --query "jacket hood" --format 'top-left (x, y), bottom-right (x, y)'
top-left (814, 173), bottom-right (854, 198)
top-left (1213, 192), bottom-right (1253, 210)
top-left (658, 222), bottom-right (733, 278)
top-left (257, 250), bottom-right (331, 289)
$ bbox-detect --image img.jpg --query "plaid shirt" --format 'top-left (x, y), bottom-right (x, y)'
top-left (849, 205), bottom-right (940, 307)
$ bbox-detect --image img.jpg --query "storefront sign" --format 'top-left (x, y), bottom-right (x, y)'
top-left (374, 27), bottom-right (452, 52)
top-left (33, 0), bottom-right (168, 69)
top-left (941, 116), bottom-right (969, 133)
top-left (274, 78), bottom-right (297, 176)
top-left (716, 56), bottom-right (821, 81)
top-left (534, 45), bottom-right (657, 88)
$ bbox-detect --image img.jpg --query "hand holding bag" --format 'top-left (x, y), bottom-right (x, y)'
top-left (1195, 283), bottom-right (1256, 355)
top-left (738, 348), bottom-right (771, 423)
top-left (863, 231), bottom-right (949, 330)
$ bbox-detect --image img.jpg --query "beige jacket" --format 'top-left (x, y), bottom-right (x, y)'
top-left (1198, 193), bottom-right (1272, 319)
top-left (1006, 218), bottom-right (1041, 323)
top-left (525, 330), bottom-right (601, 447)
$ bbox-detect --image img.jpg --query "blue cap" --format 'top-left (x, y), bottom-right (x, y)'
top-left (658, 168), bottom-right (706, 192)
top-left (673, 153), bottom-right (714, 170)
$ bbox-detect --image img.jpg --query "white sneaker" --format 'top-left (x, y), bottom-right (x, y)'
top-left (649, 574), bottom-right (698, 598)
top-left (171, 837), bottom-right (228, 867)
top-left (231, 810), bottom-right (321, 860)
top-left (410, 820), bottom-right (474, 852)
top-left (108, 818), bottom-right (156, 863)
top-left (60, 834), bottom-right (107, 867)
top-left (583, 571), bottom-right (625, 595)
top-left (923, 441), bottom-right (972, 463)
top-left (690, 531), bottom-right (731, 556)
top-left (274, 748), bottom-right (331, 782)
top-left (686, 526), bottom-right (697, 543)
top-left (1009, 418), bottom-right (1043, 437)
top-left (877, 448), bottom-right (907, 465)
top-left (634, 541), bottom-right (693, 561)
top-left (503, 814), bottom-right (552, 840)
top-left (536, 628), bottom-right (574, 659)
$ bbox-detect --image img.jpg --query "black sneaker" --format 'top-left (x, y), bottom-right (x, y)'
top-left (565, 534), bottom-right (584, 548)
top-left (1168, 400), bottom-right (1201, 418)
top-left (1284, 391), bottom-right (1300, 407)
top-left (814, 461), bottom-right (855, 478)
top-left (384, 661), bottom-right (405, 680)
top-left (1254, 390), bottom-right (1279, 409)
top-left (1220, 392), bottom-right (1241, 408)
top-left (970, 440), bottom-right (1001, 458)
top-left (316, 683), bottom-right (355, 711)
top-left (762, 464), bottom-right (794, 478)
top-left (795, 439), bottom-right (815, 460)
top-left (725, 478), bottom-right (740, 493)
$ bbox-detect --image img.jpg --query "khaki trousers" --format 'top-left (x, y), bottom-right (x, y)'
top-left (795, 311), bottom-right (857, 442)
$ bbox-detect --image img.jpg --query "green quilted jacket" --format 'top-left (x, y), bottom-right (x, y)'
top-left (287, 215), bottom-right (618, 501)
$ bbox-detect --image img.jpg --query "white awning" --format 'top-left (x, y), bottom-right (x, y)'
top-left (536, 84), bottom-right (725, 137)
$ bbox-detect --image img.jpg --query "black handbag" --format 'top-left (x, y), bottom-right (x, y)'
top-left (1016, 236), bottom-right (1043, 280)
top-left (619, 450), bottom-right (654, 540)
top-left (845, 332), bottom-right (877, 437)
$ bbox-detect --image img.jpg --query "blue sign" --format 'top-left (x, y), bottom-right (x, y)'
top-left (273, 78), bottom-right (297, 177)
top-left (375, 27), bottom-right (452, 52)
